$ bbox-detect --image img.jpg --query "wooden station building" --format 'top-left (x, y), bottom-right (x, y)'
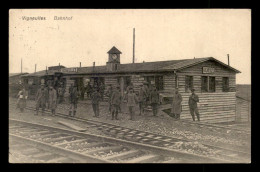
top-left (21, 46), bottom-right (241, 123)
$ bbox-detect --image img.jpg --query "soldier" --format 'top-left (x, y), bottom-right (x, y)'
top-left (138, 83), bottom-right (146, 115)
top-left (57, 84), bottom-right (65, 104)
top-left (91, 87), bottom-right (101, 118)
top-left (188, 88), bottom-right (200, 121)
top-left (125, 87), bottom-right (138, 120)
top-left (105, 84), bottom-right (113, 114)
top-left (111, 85), bottom-right (121, 120)
top-left (98, 82), bottom-right (105, 101)
top-left (49, 86), bottom-right (57, 116)
top-left (150, 86), bottom-right (159, 116)
top-left (85, 82), bottom-right (92, 99)
top-left (16, 86), bottom-right (28, 113)
top-left (69, 85), bottom-right (78, 117)
top-left (143, 81), bottom-right (150, 106)
top-left (35, 84), bottom-right (48, 115)
top-left (171, 89), bottom-right (182, 120)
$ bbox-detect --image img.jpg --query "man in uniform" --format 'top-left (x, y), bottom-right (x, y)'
top-left (125, 87), bottom-right (138, 120)
top-left (150, 86), bottom-right (159, 116)
top-left (138, 83), bottom-right (146, 115)
top-left (86, 82), bottom-right (92, 99)
top-left (105, 84), bottom-right (113, 114)
top-left (35, 84), bottom-right (48, 115)
top-left (48, 86), bottom-right (57, 116)
top-left (111, 85), bottom-right (121, 120)
top-left (69, 84), bottom-right (78, 117)
top-left (171, 89), bottom-right (183, 120)
top-left (91, 86), bottom-right (101, 118)
top-left (188, 88), bottom-right (200, 121)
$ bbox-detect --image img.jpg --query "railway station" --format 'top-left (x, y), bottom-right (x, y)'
top-left (21, 46), bottom-right (240, 123)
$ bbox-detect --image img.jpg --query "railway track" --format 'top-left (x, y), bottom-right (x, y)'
top-left (9, 119), bottom-right (232, 163)
top-left (9, 103), bottom-right (251, 163)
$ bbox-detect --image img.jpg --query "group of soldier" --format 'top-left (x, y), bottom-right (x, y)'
top-left (16, 80), bottom-right (200, 122)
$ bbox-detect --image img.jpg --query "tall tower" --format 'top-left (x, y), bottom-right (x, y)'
top-left (106, 46), bottom-right (122, 71)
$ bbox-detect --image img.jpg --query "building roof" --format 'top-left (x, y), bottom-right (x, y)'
top-left (21, 70), bottom-right (58, 77)
top-left (73, 57), bottom-right (240, 74)
top-left (9, 73), bottom-right (28, 77)
top-left (107, 46), bottom-right (122, 54)
top-left (22, 57), bottom-right (241, 76)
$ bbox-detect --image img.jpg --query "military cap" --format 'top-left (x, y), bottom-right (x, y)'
top-left (191, 88), bottom-right (195, 91)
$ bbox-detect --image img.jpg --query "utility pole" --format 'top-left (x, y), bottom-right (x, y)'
top-left (227, 54), bottom-right (230, 66)
top-left (80, 62), bottom-right (81, 68)
top-left (133, 28), bottom-right (135, 63)
top-left (21, 59), bottom-right (22, 74)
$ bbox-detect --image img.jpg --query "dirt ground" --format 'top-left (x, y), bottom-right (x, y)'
top-left (9, 97), bottom-right (251, 153)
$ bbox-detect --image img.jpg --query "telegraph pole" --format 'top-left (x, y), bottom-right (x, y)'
top-left (21, 59), bottom-right (22, 74)
top-left (133, 28), bottom-right (135, 63)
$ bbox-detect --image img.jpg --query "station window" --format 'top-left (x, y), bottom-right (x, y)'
top-left (222, 77), bottom-right (229, 92)
top-left (201, 76), bottom-right (208, 92)
top-left (201, 76), bottom-right (216, 92)
top-left (185, 76), bottom-right (193, 92)
top-left (209, 77), bottom-right (216, 92)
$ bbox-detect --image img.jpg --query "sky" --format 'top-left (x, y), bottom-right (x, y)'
top-left (9, 9), bottom-right (251, 84)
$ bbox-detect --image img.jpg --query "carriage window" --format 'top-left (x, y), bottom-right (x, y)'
top-left (209, 77), bottom-right (216, 92)
top-left (201, 76), bottom-right (208, 92)
top-left (222, 77), bottom-right (229, 92)
top-left (185, 76), bottom-right (193, 92)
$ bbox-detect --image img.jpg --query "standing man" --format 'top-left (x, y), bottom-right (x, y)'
top-left (125, 87), bottom-right (138, 120)
top-left (171, 89), bottom-right (182, 120)
top-left (138, 84), bottom-right (146, 116)
top-left (86, 82), bottom-right (92, 99)
top-left (143, 81), bottom-right (150, 106)
top-left (150, 86), bottom-right (159, 116)
top-left (16, 86), bottom-right (28, 113)
top-left (48, 86), bottom-right (57, 116)
top-left (91, 87), bottom-right (101, 118)
top-left (111, 85), bottom-right (121, 120)
top-left (105, 84), bottom-right (113, 114)
top-left (69, 84), bottom-right (78, 117)
top-left (188, 88), bottom-right (200, 121)
top-left (35, 84), bottom-right (48, 115)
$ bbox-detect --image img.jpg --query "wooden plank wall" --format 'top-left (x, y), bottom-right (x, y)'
top-left (164, 74), bottom-right (175, 91)
top-left (131, 75), bottom-right (145, 93)
top-left (178, 92), bottom-right (236, 123)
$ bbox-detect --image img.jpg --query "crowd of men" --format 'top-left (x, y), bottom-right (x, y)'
top-left (16, 81), bottom-right (201, 122)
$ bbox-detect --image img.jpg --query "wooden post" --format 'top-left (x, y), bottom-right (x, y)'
top-left (80, 62), bottom-right (81, 68)
top-left (133, 28), bottom-right (135, 63)
top-left (227, 54), bottom-right (230, 66)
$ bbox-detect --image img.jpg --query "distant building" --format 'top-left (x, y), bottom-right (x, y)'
top-left (9, 73), bottom-right (28, 97)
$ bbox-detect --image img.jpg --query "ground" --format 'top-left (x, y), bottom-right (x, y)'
top-left (9, 97), bottom-right (251, 154)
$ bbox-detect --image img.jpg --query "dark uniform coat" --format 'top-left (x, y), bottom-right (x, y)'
top-left (69, 87), bottom-right (78, 104)
top-left (150, 90), bottom-right (159, 104)
top-left (171, 92), bottom-right (182, 114)
top-left (138, 87), bottom-right (147, 102)
top-left (188, 93), bottom-right (199, 109)
top-left (48, 89), bottom-right (57, 109)
top-left (36, 88), bottom-right (48, 108)
top-left (91, 91), bottom-right (101, 104)
top-left (111, 89), bottom-right (121, 105)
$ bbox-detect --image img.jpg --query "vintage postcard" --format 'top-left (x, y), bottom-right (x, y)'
top-left (9, 9), bottom-right (251, 163)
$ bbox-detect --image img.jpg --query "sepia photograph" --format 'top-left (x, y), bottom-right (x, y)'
top-left (9, 9), bottom-right (251, 163)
